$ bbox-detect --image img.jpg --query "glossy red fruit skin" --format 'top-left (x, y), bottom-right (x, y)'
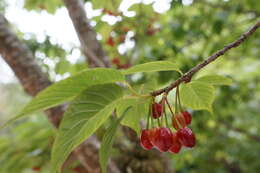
top-left (177, 127), bottom-right (196, 148)
top-left (182, 111), bottom-right (192, 125)
top-left (148, 127), bottom-right (158, 146)
top-left (140, 129), bottom-right (153, 150)
top-left (106, 36), bottom-right (115, 46)
top-left (112, 57), bottom-right (120, 65)
top-left (169, 133), bottom-right (182, 154)
top-left (153, 128), bottom-right (173, 152)
top-left (32, 166), bottom-right (41, 171)
top-left (172, 114), bottom-right (186, 130)
top-left (118, 63), bottom-right (130, 69)
top-left (152, 103), bottom-right (163, 119)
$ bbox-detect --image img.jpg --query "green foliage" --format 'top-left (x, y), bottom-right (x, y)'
top-left (92, 0), bottom-right (121, 11)
top-left (122, 61), bottom-right (182, 75)
top-left (196, 75), bottom-right (232, 85)
top-left (116, 97), bottom-right (151, 134)
top-left (1, 0), bottom-right (260, 172)
top-left (180, 81), bottom-right (215, 112)
top-left (51, 84), bottom-right (123, 173)
top-left (1, 68), bottom-right (124, 128)
top-left (99, 106), bottom-right (132, 173)
top-left (24, 0), bottom-right (62, 14)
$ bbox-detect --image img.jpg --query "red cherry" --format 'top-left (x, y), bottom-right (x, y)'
top-left (169, 133), bottom-right (182, 154)
top-left (106, 36), bottom-right (115, 46)
top-left (140, 129), bottom-right (153, 150)
top-left (146, 28), bottom-right (156, 36)
top-left (172, 113), bottom-right (186, 130)
top-left (177, 127), bottom-right (196, 148)
top-left (32, 166), bottom-right (41, 172)
top-left (118, 63), bottom-right (130, 69)
top-left (112, 57), bottom-right (120, 65)
top-left (72, 166), bottom-right (82, 173)
top-left (182, 111), bottom-right (192, 125)
top-left (153, 128), bottom-right (173, 152)
top-left (152, 103), bottom-right (163, 119)
top-left (148, 127), bottom-right (158, 146)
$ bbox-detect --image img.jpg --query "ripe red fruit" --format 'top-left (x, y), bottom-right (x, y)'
top-left (32, 166), bottom-right (41, 171)
top-left (118, 63), bottom-right (130, 69)
top-left (148, 127), bottom-right (158, 146)
top-left (177, 127), bottom-right (196, 148)
top-left (146, 28), bottom-right (156, 36)
top-left (172, 113), bottom-right (186, 130)
top-left (153, 127), bottom-right (173, 152)
top-left (182, 111), bottom-right (192, 125)
top-left (72, 166), bottom-right (82, 173)
top-left (169, 133), bottom-right (182, 154)
top-left (152, 103), bottom-right (163, 119)
top-left (106, 36), bottom-right (115, 46)
top-left (112, 57), bottom-right (120, 65)
top-left (140, 129), bottom-right (153, 150)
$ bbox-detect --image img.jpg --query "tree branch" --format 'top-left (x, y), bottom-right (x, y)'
top-left (151, 20), bottom-right (260, 96)
top-left (63, 0), bottom-right (111, 68)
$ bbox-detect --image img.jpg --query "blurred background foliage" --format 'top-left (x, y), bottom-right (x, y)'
top-left (0, 0), bottom-right (259, 172)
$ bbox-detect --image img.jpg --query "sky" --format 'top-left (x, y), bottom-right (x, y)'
top-left (0, 0), bottom-right (193, 83)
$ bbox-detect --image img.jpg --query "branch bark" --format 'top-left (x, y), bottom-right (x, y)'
top-left (63, 0), bottom-right (111, 68)
top-left (151, 20), bottom-right (260, 96)
top-left (0, 14), bottom-right (120, 173)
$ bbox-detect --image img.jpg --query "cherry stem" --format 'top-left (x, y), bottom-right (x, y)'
top-left (165, 98), bottom-right (174, 117)
top-left (162, 95), bottom-right (170, 128)
top-left (174, 89), bottom-right (179, 114)
top-left (146, 104), bottom-right (151, 129)
top-left (151, 115), bottom-right (154, 127)
top-left (177, 86), bottom-right (183, 112)
top-left (164, 102), bottom-right (170, 128)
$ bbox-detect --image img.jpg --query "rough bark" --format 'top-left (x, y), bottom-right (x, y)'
top-left (63, 0), bottom-right (110, 68)
top-left (0, 14), bottom-right (63, 126)
top-left (0, 14), bottom-right (121, 173)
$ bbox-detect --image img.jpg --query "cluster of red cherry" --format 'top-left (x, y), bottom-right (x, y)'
top-left (140, 91), bottom-right (196, 154)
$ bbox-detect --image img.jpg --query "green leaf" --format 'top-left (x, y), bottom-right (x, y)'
top-left (195, 75), bottom-right (232, 85)
top-left (92, 0), bottom-right (121, 11)
top-left (24, 0), bottom-right (62, 14)
top-left (51, 84), bottom-right (123, 173)
top-left (122, 61), bottom-right (182, 75)
top-left (99, 106), bottom-right (132, 173)
top-left (1, 68), bottom-right (124, 128)
top-left (116, 97), bottom-right (151, 134)
top-left (180, 81), bottom-right (215, 112)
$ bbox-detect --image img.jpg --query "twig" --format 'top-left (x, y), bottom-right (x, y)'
top-left (151, 21), bottom-right (260, 96)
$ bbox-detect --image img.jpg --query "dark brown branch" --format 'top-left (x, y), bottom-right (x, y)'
top-left (151, 20), bottom-right (260, 96)
top-left (63, 0), bottom-right (111, 68)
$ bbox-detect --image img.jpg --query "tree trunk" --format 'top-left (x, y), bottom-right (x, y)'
top-left (63, 0), bottom-right (110, 68)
